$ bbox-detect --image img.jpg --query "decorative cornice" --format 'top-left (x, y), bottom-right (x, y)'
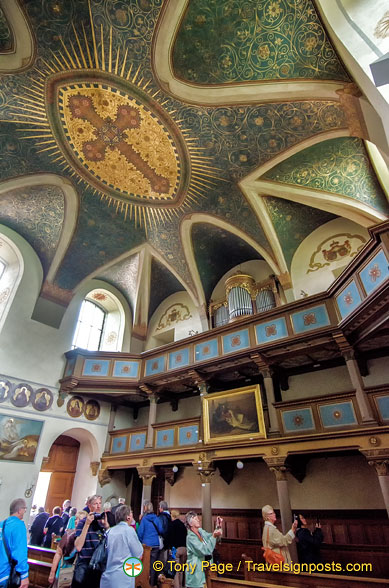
top-left (137, 466), bottom-right (157, 486)
top-left (98, 467), bottom-right (112, 487)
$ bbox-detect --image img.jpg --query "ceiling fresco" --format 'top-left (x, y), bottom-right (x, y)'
top-left (263, 137), bottom-right (389, 215)
top-left (148, 258), bottom-right (185, 320)
top-left (192, 224), bottom-right (263, 301)
top-left (172, 0), bottom-right (350, 84)
top-left (0, 0), bottom-right (386, 326)
top-left (98, 252), bottom-right (141, 312)
top-left (0, 185), bottom-right (65, 274)
top-left (0, 7), bottom-right (12, 52)
top-left (263, 197), bottom-right (336, 269)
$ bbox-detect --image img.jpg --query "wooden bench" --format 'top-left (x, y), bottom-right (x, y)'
top-left (28, 544), bottom-right (56, 563)
top-left (208, 571), bottom-right (389, 588)
top-left (28, 558), bottom-right (51, 588)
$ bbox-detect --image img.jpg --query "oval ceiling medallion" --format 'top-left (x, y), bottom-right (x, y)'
top-left (46, 73), bottom-right (187, 207)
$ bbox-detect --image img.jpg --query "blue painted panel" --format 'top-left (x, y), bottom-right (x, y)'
top-left (282, 408), bottom-right (315, 433)
top-left (319, 401), bottom-right (357, 427)
top-left (195, 338), bottom-right (219, 362)
top-left (113, 360), bottom-right (139, 378)
top-left (291, 305), bottom-right (330, 333)
top-left (255, 317), bottom-right (288, 344)
top-left (377, 396), bottom-right (389, 421)
top-left (168, 348), bottom-right (190, 371)
top-left (222, 329), bottom-right (250, 354)
top-left (179, 425), bottom-right (198, 445)
top-left (156, 428), bottom-right (175, 448)
top-left (359, 249), bottom-right (389, 295)
top-left (130, 433), bottom-right (146, 451)
top-left (336, 281), bottom-right (362, 319)
top-left (145, 356), bottom-right (165, 376)
top-left (83, 359), bottom-right (110, 376)
top-left (112, 435), bottom-right (127, 453)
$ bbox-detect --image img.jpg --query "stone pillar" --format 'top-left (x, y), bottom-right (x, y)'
top-left (104, 405), bottom-right (117, 453)
top-left (146, 393), bottom-right (158, 448)
top-left (333, 334), bottom-right (376, 424)
top-left (251, 354), bottom-right (279, 434)
top-left (190, 370), bottom-right (208, 444)
top-left (137, 467), bottom-right (156, 507)
top-left (195, 454), bottom-right (215, 532)
top-left (362, 449), bottom-right (389, 517)
top-left (344, 352), bottom-right (376, 423)
top-left (264, 457), bottom-right (298, 562)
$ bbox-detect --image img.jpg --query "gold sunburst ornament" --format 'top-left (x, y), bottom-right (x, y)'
top-left (3, 1), bottom-right (222, 229)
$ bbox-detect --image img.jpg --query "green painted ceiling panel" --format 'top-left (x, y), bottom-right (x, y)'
top-left (192, 223), bottom-right (263, 301)
top-left (263, 137), bottom-right (389, 215)
top-left (172, 0), bottom-right (349, 84)
top-left (264, 196), bottom-right (336, 268)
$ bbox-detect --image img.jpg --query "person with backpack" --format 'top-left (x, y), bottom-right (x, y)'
top-left (71, 495), bottom-right (109, 588)
top-left (0, 498), bottom-right (29, 588)
top-left (137, 502), bottom-right (164, 588)
top-left (43, 506), bottom-right (64, 548)
top-left (157, 501), bottom-right (171, 562)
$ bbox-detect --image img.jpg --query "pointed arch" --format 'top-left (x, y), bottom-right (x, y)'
top-left (0, 0), bottom-right (35, 72)
top-left (153, 0), bottom-right (345, 105)
top-left (181, 214), bottom-right (281, 306)
top-left (0, 174), bottom-right (79, 283)
top-left (239, 130), bottom-right (387, 278)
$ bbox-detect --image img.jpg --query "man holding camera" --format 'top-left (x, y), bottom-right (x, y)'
top-left (71, 495), bottom-right (109, 588)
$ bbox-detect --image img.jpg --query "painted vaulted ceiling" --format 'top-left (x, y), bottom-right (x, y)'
top-left (0, 0), bottom-right (388, 327)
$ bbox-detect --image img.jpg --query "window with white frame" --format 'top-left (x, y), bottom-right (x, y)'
top-left (72, 299), bottom-right (106, 351)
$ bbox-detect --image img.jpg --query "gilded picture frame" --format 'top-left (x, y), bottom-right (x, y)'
top-left (202, 384), bottom-right (266, 444)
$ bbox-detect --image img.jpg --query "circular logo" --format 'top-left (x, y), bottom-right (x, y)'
top-left (123, 557), bottom-right (143, 577)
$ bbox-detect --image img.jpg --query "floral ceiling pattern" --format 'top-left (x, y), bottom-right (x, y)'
top-left (172, 0), bottom-right (350, 84)
top-left (0, 0), bottom-right (386, 317)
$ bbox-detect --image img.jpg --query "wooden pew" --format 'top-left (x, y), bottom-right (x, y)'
top-left (208, 571), bottom-right (389, 588)
top-left (28, 544), bottom-right (56, 563)
top-left (28, 558), bottom-right (52, 588)
top-left (136, 544), bottom-right (152, 588)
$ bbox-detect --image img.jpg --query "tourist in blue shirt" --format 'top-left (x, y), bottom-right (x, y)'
top-left (0, 498), bottom-right (29, 588)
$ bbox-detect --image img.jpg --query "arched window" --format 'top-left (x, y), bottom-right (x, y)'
top-left (72, 299), bottom-right (106, 351)
top-left (0, 232), bottom-right (24, 336)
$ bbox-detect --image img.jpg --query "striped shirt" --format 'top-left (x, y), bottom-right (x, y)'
top-left (75, 517), bottom-right (105, 561)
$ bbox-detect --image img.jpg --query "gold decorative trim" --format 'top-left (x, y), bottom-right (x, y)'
top-left (156, 303), bottom-right (192, 331)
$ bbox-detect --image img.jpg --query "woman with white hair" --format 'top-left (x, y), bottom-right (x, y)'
top-left (261, 505), bottom-right (297, 564)
top-left (100, 505), bottom-right (143, 588)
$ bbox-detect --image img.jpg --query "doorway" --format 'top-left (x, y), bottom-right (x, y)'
top-left (41, 435), bottom-right (80, 512)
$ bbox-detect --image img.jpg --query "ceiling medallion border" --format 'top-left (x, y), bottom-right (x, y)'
top-left (4, 0), bottom-right (222, 230)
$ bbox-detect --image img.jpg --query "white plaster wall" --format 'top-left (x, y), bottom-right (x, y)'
top-left (169, 455), bottom-right (384, 511)
top-left (114, 405), bottom-right (149, 430)
top-left (146, 292), bottom-right (203, 350)
top-left (288, 455), bottom-right (384, 510)
top-left (211, 260), bottom-right (274, 302)
top-left (0, 391), bottom-right (109, 520)
top-left (0, 229), bottom-right (132, 387)
top-left (156, 396), bottom-right (200, 424)
top-left (282, 366), bottom-right (352, 401)
top-left (363, 357), bottom-right (389, 387)
top-left (291, 218), bottom-right (369, 298)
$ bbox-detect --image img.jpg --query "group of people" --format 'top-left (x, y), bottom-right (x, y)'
top-left (0, 494), bottom-right (323, 588)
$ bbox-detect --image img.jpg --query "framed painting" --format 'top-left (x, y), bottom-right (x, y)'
top-left (202, 384), bottom-right (266, 444)
top-left (0, 413), bottom-right (43, 462)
